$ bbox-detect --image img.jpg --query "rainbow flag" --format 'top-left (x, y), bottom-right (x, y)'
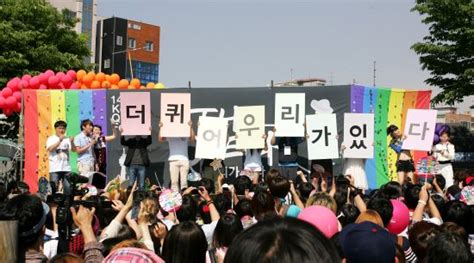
top-left (23, 89), bottom-right (108, 192)
top-left (350, 85), bottom-right (431, 189)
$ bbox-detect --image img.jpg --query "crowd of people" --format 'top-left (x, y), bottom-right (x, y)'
top-left (0, 118), bottom-right (472, 263)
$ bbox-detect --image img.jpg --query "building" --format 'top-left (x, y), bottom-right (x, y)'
top-left (47, 0), bottom-right (98, 64)
top-left (95, 17), bottom-right (161, 84)
top-left (434, 106), bottom-right (474, 131)
top-left (274, 77), bottom-right (326, 87)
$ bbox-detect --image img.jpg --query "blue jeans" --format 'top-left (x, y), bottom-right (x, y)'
top-left (127, 165), bottom-right (146, 189)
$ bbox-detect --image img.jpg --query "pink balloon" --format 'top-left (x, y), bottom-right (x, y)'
top-left (6, 78), bottom-right (19, 90)
top-left (39, 84), bottom-right (48, 90)
top-left (3, 108), bottom-right (13, 116)
top-left (13, 91), bottom-right (22, 102)
top-left (67, 70), bottom-right (77, 80)
top-left (21, 75), bottom-right (32, 82)
top-left (297, 205), bottom-right (339, 238)
top-left (56, 72), bottom-right (66, 79)
top-left (39, 73), bottom-right (49, 85)
top-left (69, 82), bottom-right (79, 89)
top-left (48, 76), bottom-right (60, 88)
top-left (1, 87), bottom-right (13, 98)
top-left (18, 80), bottom-right (29, 90)
top-left (44, 70), bottom-right (55, 77)
top-left (387, 200), bottom-right (410, 235)
top-left (6, 96), bottom-right (17, 109)
top-left (61, 75), bottom-right (73, 88)
top-left (13, 102), bottom-right (21, 112)
top-left (0, 97), bottom-right (6, 109)
top-left (29, 76), bottom-right (40, 89)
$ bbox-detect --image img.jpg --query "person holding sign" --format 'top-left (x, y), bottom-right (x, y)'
top-left (340, 144), bottom-right (368, 190)
top-left (120, 126), bottom-right (152, 189)
top-left (239, 134), bottom-right (268, 183)
top-left (271, 127), bottom-right (305, 180)
top-left (158, 121), bottom-right (196, 192)
top-left (432, 130), bottom-right (455, 188)
top-left (387, 124), bottom-right (415, 185)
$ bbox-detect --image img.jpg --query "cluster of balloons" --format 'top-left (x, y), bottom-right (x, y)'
top-left (0, 69), bottom-right (166, 116)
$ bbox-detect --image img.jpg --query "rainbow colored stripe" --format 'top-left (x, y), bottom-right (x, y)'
top-left (350, 85), bottom-right (431, 189)
top-left (23, 89), bottom-right (108, 192)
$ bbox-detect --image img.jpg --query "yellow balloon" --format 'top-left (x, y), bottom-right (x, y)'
top-left (154, 83), bottom-right (166, 89)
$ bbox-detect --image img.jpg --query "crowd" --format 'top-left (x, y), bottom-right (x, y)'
top-left (0, 118), bottom-right (472, 263)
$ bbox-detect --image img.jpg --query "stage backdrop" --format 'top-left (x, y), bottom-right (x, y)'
top-left (23, 85), bottom-right (431, 192)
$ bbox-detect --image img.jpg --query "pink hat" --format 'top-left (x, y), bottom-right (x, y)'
top-left (387, 199), bottom-right (410, 235)
top-left (297, 205), bottom-right (339, 238)
top-left (104, 247), bottom-right (165, 263)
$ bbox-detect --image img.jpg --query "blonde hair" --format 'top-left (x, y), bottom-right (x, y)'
top-left (305, 192), bottom-right (337, 213)
top-left (355, 209), bottom-right (384, 227)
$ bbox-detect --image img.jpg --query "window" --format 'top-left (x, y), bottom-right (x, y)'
top-left (145, 41), bottom-right (153, 51)
top-left (126, 60), bottom-right (159, 84)
top-left (116, 36), bottom-right (123, 46)
top-left (128, 38), bottom-right (136, 48)
top-left (128, 23), bottom-right (132, 28)
top-left (104, 59), bottom-right (110, 69)
top-left (133, 24), bottom-right (141, 30)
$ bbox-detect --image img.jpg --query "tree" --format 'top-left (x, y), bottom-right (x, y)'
top-left (0, 0), bottom-right (91, 141)
top-left (411, 0), bottom-right (473, 105)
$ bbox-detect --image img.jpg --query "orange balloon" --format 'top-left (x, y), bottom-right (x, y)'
top-left (111, 84), bottom-right (119, 89)
top-left (87, 71), bottom-right (96, 80)
top-left (110, 74), bottom-right (120, 84)
top-left (101, 80), bottom-right (111, 89)
top-left (76, 70), bottom-right (87, 81)
top-left (105, 74), bottom-right (112, 83)
top-left (130, 78), bottom-right (141, 88)
top-left (80, 84), bottom-right (88, 89)
top-left (91, 80), bottom-right (101, 89)
top-left (118, 79), bottom-right (129, 89)
top-left (146, 82), bottom-right (155, 89)
top-left (95, 72), bottom-right (106, 82)
top-left (128, 85), bottom-right (135, 90)
top-left (82, 74), bottom-right (94, 87)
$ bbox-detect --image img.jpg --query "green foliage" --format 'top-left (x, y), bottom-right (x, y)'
top-left (449, 125), bottom-right (474, 152)
top-left (411, 0), bottom-right (474, 105)
top-left (0, 0), bottom-right (91, 88)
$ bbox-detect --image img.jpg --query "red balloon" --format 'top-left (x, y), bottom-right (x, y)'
top-left (61, 75), bottom-right (73, 88)
top-left (44, 70), bottom-right (55, 77)
top-left (56, 72), bottom-right (66, 79)
top-left (58, 83), bottom-right (64, 89)
top-left (22, 75), bottom-right (32, 82)
top-left (14, 102), bottom-right (21, 112)
top-left (13, 91), bottom-right (22, 102)
top-left (67, 70), bottom-right (77, 80)
top-left (3, 108), bottom-right (13, 116)
top-left (69, 83), bottom-right (79, 89)
top-left (6, 96), bottom-right (17, 108)
top-left (48, 76), bottom-right (60, 88)
top-left (1, 87), bottom-right (13, 98)
top-left (0, 97), bottom-right (6, 109)
top-left (29, 76), bottom-right (40, 89)
top-left (39, 84), bottom-right (48, 90)
top-left (6, 78), bottom-right (19, 90)
top-left (18, 80), bottom-right (29, 90)
top-left (39, 73), bottom-right (49, 85)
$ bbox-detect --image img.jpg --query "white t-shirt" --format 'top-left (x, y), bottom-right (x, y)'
top-left (244, 149), bottom-right (263, 171)
top-left (168, 138), bottom-right (189, 161)
top-left (46, 135), bottom-right (71, 173)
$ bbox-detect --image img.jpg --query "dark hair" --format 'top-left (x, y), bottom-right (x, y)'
top-left (387, 124), bottom-right (398, 136)
top-left (213, 193), bottom-right (232, 215)
top-left (265, 169), bottom-right (281, 184)
top-left (444, 201), bottom-right (469, 231)
top-left (212, 213), bottom-right (243, 248)
top-left (5, 194), bottom-right (45, 248)
top-left (0, 182), bottom-right (7, 204)
top-left (439, 130), bottom-right (450, 137)
top-left (224, 217), bottom-right (341, 263)
top-left (234, 176), bottom-right (252, 196)
top-left (176, 195), bottom-right (198, 222)
top-left (93, 124), bottom-right (102, 132)
top-left (424, 232), bottom-right (473, 263)
top-left (434, 174), bottom-right (446, 190)
top-left (380, 181), bottom-right (403, 200)
top-left (338, 204), bottom-right (360, 227)
top-left (404, 183), bottom-right (421, 210)
top-left (430, 193), bottom-right (446, 217)
top-left (297, 182), bottom-right (314, 204)
top-left (251, 191), bottom-right (276, 221)
top-left (253, 182), bottom-right (269, 195)
top-left (269, 175), bottom-right (290, 199)
top-left (199, 178), bottom-right (215, 194)
top-left (54, 120), bottom-right (67, 129)
top-left (102, 225), bottom-right (137, 257)
top-left (330, 232), bottom-right (344, 259)
top-left (367, 197), bottom-right (393, 227)
top-left (408, 221), bottom-right (441, 261)
top-left (49, 252), bottom-right (83, 263)
top-left (333, 185), bottom-right (349, 212)
top-left (235, 199), bottom-right (253, 218)
top-left (162, 221), bottom-right (208, 263)
top-left (441, 222), bottom-right (467, 241)
top-left (80, 119), bottom-right (93, 130)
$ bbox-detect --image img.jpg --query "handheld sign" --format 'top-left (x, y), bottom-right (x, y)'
top-left (306, 114), bottom-right (339, 160)
top-left (343, 113), bottom-right (374, 159)
top-left (159, 189), bottom-right (183, 212)
top-left (120, 92), bottom-right (151, 135)
top-left (274, 93), bottom-right (305, 137)
top-left (160, 93), bottom-right (191, 137)
top-left (196, 116), bottom-right (228, 159)
top-left (402, 109), bottom-right (437, 151)
top-left (234, 105), bottom-right (265, 149)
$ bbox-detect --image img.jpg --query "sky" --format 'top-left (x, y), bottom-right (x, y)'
top-left (97, 0), bottom-right (473, 111)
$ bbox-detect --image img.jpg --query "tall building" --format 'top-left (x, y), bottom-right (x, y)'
top-left (434, 106), bottom-right (474, 131)
top-left (95, 17), bottom-right (161, 83)
top-left (47, 0), bottom-right (98, 64)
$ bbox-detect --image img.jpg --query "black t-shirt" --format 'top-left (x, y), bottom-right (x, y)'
top-left (276, 137), bottom-right (303, 164)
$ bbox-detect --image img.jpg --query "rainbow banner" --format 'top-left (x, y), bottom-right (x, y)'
top-left (23, 89), bottom-right (108, 192)
top-left (350, 85), bottom-right (431, 189)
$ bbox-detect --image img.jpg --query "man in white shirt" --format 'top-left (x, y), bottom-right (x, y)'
top-left (46, 120), bottom-right (72, 194)
top-left (159, 121), bottom-right (195, 191)
top-left (73, 119), bottom-right (96, 176)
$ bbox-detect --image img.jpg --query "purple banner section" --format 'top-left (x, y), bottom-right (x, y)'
top-left (350, 85), bottom-right (365, 113)
top-left (93, 90), bottom-right (108, 135)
